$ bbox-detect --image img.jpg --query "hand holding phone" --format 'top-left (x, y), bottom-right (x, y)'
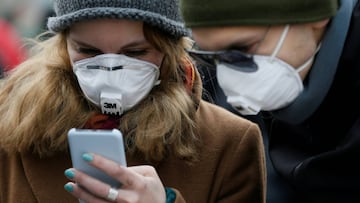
top-left (67, 128), bottom-right (127, 188)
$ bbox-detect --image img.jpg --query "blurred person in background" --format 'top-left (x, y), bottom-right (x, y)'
top-left (181, 0), bottom-right (360, 202)
top-left (0, 0), bottom-right (53, 38)
top-left (0, 0), bottom-right (53, 78)
top-left (0, 17), bottom-right (26, 78)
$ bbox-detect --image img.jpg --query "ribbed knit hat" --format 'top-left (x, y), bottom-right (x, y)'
top-left (181, 0), bottom-right (339, 27)
top-left (47, 0), bottom-right (188, 38)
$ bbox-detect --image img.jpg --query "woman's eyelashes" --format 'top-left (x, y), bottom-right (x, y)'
top-left (123, 49), bottom-right (148, 57)
top-left (76, 47), bottom-right (102, 56)
top-left (76, 47), bottom-right (149, 57)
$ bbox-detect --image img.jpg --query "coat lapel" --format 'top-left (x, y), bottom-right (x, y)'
top-left (21, 151), bottom-right (77, 203)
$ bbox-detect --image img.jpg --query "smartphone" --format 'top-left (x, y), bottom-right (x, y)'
top-left (67, 128), bottom-right (127, 188)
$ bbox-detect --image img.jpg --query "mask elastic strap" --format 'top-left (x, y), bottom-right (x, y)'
top-left (296, 42), bottom-right (322, 73)
top-left (155, 80), bottom-right (161, 85)
top-left (270, 24), bottom-right (290, 62)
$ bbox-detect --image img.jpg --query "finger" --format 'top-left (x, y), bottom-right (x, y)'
top-left (65, 168), bottom-right (113, 201)
top-left (65, 176), bottom-right (139, 203)
top-left (64, 182), bottom-right (108, 203)
top-left (84, 153), bottom-right (143, 188)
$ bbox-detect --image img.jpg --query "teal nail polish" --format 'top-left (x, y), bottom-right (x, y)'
top-left (64, 183), bottom-right (74, 192)
top-left (82, 153), bottom-right (93, 162)
top-left (64, 169), bottom-right (75, 179)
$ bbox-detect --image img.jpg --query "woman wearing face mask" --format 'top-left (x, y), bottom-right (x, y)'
top-left (0, 0), bottom-right (266, 203)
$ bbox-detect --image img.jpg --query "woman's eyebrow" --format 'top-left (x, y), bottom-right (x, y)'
top-left (70, 39), bottom-right (98, 49)
top-left (70, 38), bottom-right (150, 51)
top-left (121, 39), bottom-right (149, 49)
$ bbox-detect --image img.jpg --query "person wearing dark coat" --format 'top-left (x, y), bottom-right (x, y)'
top-left (180, 0), bottom-right (360, 202)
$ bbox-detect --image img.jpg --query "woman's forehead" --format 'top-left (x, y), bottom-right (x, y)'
top-left (68, 19), bottom-right (147, 48)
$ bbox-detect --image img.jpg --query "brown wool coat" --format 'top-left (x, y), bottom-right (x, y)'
top-left (0, 101), bottom-right (266, 203)
top-left (0, 65), bottom-right (266, 203)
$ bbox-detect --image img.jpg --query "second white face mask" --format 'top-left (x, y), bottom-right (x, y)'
top-left (217, 55), bottom-right (306, 115)
top-left (73, 54), bottom-right (160, 116)
top-left (217, 25), bottom-right (317, 115)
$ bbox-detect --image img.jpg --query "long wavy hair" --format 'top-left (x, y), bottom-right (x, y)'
top-left (0, 23), bottom-right (200, 163)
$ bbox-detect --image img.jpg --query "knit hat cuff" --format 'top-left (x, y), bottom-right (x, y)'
top-left (48, 7), bottom-right (189, 38)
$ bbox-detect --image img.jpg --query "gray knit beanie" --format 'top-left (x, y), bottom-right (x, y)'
top-left (47, 0), bottom-right (188, 38)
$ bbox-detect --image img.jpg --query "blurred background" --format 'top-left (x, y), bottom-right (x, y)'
top-left (0, 0), bottom-right (53, 38)
top-left (0, 0), bottom-right (54, 75)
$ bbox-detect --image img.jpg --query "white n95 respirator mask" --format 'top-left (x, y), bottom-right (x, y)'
top-left (73, 54), bottom-right (160, 116)
top-left (217, 25), bottom-right (318, 115)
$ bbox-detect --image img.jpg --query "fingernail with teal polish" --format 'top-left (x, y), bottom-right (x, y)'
top-left (64, 169), bottom-right (75, 179)
top-left (82, 153), bottom-right (93, 162)
top-left (64, 183), bottom-right (74, 192)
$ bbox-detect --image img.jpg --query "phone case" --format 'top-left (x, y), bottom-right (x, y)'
top-left (67, 128), bottom-right (127, 188)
